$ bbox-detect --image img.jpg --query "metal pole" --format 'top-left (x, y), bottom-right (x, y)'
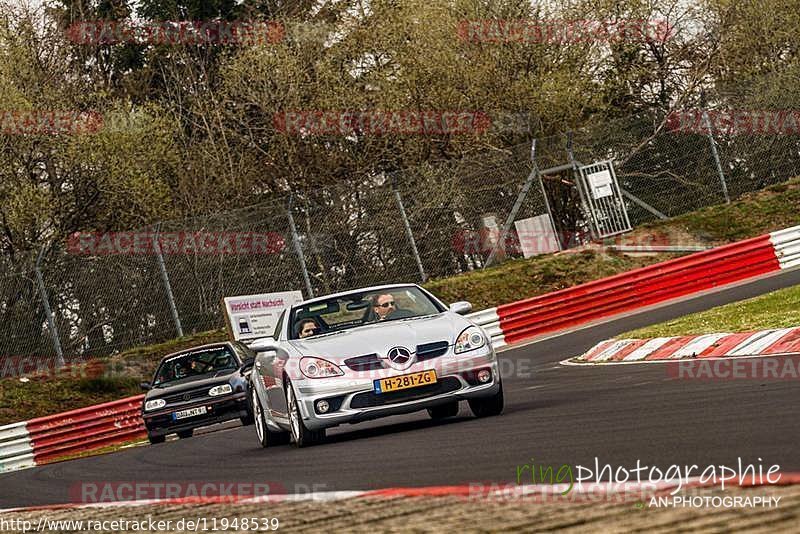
top-left (566, 131), bottom-right (596, 239)
top-left (485, 139), bottom-right (539, 268)
top-left (153, 226), bottom-right (183, 337)
top-left (701, 110), bottom-right (730, 204)
top-left (393, 188), bottom-right (427, 283)
top-left (287, 196), bottom-right (315, 298)
top-left (35, 247), bottom-right (64, 368)
top-left (532, 140), bottom-right (563, 252)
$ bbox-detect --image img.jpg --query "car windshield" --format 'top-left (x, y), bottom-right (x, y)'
top-left (289, 286), bottom-right (444, 340)
top-left (153, 346), bottom-right (238, 386)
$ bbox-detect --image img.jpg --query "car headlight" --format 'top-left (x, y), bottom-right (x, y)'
top-left (144, 398), bottom-right (166, 411)
top-left (300, 357), bottom-right (343, 379)
top-left (455, 326), bottom-right (487, 353)
top-left (209, 384), bottom-right (233, 397)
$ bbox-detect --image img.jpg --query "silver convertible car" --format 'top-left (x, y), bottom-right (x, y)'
top-left (248, 284), bottom-right (503, 447)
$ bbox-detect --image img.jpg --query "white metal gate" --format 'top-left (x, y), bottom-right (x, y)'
top-left (576, 160), bottom-right (632, 239)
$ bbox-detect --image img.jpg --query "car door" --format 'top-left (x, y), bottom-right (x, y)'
top-left (254, 310), bottom-right (291, 420)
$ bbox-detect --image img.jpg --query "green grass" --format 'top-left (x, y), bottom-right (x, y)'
top-left (620, 284), bottom-right (800, 339)
top-left (636, 177), bottom-right (800, 245)
top-left (1, 177), bottom-right (799, 424)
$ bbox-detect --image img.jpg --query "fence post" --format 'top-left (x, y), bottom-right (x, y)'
top-left (34, 247), bottom-right (64, 368)
top-left (152, 226), bottom-right (183, 338)
top-left (287, 196), bottom-right (315, 299)
top-left (566, 131), bottom-right (596, 240)
top-left (701, 110), bottom-right (731, 204)
top-left (485, 139), bottom-right (539, 268)
top-left (392, 183), bottom-right (427, 283)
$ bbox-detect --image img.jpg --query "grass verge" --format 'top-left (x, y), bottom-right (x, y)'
top-left (619, 284), bottom-right (800, 339)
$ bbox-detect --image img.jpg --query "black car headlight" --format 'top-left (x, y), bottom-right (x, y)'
top-left (209, 384), bottom-right (233, 397)
top-left (144, 398), bottom-right (166, 412)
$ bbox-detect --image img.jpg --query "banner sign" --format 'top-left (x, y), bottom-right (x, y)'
top-left (223, 291), bottom-right (304, 342)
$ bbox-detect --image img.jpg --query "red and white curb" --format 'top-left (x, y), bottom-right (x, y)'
top-left (567, 326), bottom-right (800, 364)
top-left (2, 475), bottom-right (799, 513)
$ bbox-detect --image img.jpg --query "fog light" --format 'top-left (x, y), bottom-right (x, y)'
top-left (316, 400), bottom-right (330, 413)
top-left (477, 369), bottom-right (492, 383)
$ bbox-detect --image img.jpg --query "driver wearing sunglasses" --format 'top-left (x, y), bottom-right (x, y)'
top-left (371, 293), bottom-right (397, 321)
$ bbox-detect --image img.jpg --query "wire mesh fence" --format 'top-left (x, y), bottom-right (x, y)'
top-left (2, 110), bottom-right (800, 371)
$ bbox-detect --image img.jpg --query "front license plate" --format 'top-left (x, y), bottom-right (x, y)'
top-left (172, 406), bottom-right (207, 420)
top-left (374, 370), bottom-right (437, 394)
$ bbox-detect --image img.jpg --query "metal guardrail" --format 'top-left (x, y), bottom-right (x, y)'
top-left (771, 225), bottom-right (800, 270)
top-left (0, 396), bottom-right (145, 472)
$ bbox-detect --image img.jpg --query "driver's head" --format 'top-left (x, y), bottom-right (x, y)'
top-left (372, 293), bottom-right (396, 320)
top-left (296, 318), bottom-right (319, 338)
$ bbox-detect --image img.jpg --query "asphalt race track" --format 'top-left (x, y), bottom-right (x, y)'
top-left (3, 270), bottom-right (800, 509)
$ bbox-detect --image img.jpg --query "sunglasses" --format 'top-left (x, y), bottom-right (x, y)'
top-left (376, 301), bottom-right (396, 308)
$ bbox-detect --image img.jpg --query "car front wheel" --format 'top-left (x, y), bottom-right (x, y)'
top-left (428, 401), bottom-right (459, 420)
top-left (252, 387), bottom-right (290, 448)
top-left (148, 433), bottom-right (165, 445)
top-left (286, 380), bottom-right (325, 448)
top-left (468, 380), bottom-right (504, 418)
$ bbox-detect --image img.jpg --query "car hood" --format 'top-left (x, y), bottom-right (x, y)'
top-left (146, 370), bottom-right (238, 400)
top-left (288, 312), bottom-right (472, 361)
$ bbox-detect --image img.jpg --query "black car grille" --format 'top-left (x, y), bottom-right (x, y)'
top-left (416, 341), bottom-right (449, 361)
top-left (350, 377), bottom-right (461, 408)
top-left (164, 389), bottom-right (208, 404)
top-left (344, 354), bottom-right (383, 371)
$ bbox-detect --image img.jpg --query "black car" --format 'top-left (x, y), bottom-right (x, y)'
top-left (140, 342), bottom-right (256, 444)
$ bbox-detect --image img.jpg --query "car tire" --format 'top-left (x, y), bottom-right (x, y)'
top-left (252, 386), bottom-right (290, 448)
top-left (148, 434), bottom-right (165, 445)
top-left (240, 412), bottom-right (255, 426)
top-left (468, 380), bottom-right (504, 418)
top-left (286, 380), bottom-right (325, 448)
top-left (177, 429), bottom-right (193, 439)
top-left (428, 402), bottom-right (459, 420)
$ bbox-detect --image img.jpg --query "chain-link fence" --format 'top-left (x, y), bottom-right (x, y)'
top-left (2, 109), bottom-right (800, 371)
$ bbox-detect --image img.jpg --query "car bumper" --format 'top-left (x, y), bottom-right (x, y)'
top-left (142, 393), bottom-right (250, 437)
top-left (294, 346), bottom-right (501, 431)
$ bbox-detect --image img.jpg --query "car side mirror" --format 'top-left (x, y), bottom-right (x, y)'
top-left (248, 336), bottom-right (277, 352)
top-left (140, 381), bottom-right (151, 391)
top-left (240, 358), bottom-right (255, 375)
top-left (449, 301), bottom-right (472, 315)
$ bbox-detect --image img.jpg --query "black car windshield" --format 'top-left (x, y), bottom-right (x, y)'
top-left (153, 346), bottom-right (238, 386)
top-left (289, 286), bottom-right (444, 340)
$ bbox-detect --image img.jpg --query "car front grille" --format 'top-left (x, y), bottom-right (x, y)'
top-left (344, 354), bottom-right (383, 371)
top-left (164, 389), bottom-right (208, 404)
top-left (416, 341), bottom-right (449, 361)
top-left (350, 376), bottom-right (461, 408)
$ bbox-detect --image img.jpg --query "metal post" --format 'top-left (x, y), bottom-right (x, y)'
top-left (531, 139), bottom-right (562, 252)
top-left (393, 187), bottom-right (427, 283)
top-left (153, 226), bottom-right (183, 337)
top-left (485, 139), bottom-right (540, 268)
top-left (287, 196), bottom-right (315, 298)
top-left (702, 110), bottom-right (731, 204)
top-left (34, 247), bottom-right (64, 368)
top-left (566, 131), bottom-right (595, 239)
